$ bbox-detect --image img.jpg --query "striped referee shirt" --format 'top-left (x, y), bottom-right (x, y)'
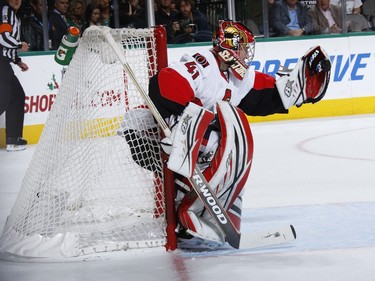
top-left (0, 3), bottom-right (22, 63)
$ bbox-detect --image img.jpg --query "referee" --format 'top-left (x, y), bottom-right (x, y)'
top-left (0, 0), bottom-right (29, 151)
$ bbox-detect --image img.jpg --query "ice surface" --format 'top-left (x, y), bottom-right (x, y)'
top-left (1, 114), bottom-right (375, 281)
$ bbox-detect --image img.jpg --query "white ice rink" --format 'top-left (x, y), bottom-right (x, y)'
top-left (1, 114), bottom-right (375, 281)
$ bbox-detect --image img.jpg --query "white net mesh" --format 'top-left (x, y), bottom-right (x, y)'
top-left (0, 27), bottom-right (167, 258)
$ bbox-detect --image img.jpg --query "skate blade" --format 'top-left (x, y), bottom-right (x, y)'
top-left (6, 144), bottom-right (27, 152)
top-left (177, 229), bottom-right (226, 250)
top-left (177, 235), bottom-right (225, 250)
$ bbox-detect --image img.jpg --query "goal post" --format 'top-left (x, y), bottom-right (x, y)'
top-left (0, 25), bottom-right (177, 258)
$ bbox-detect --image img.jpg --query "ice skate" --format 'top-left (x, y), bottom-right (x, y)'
top-left (177, 210), bottom-right (226, 250)
top-left (6, 137), bottom-right (27, 152)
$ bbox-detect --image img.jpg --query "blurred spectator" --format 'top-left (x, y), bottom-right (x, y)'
top-left (246, 0), bottom-right (275, 35)
top-left (21, 0), bottom-right (49, 51)
top-left (118, 0), bottom-right (146, 28)
top-left (66, 0), bottom-right (86, 32)
top-left (269, 0), bottom-right (313, 36)
top-left (168, 0), bottom-right (211, 43)
top-left (170, 0), bottom-right (177, 11)
top-left (155, 0), bottom-right (178, 27)
top-left (97, 0), bottom-right (112, 26)
top-left (83, 3), bottom-right (101, 31)
top-left (330, 0), bottom-right (370, 31)
top-left (49, 0), bottom-right (69, 49)
top-left (308, 0), bottom-right (343, 33)
top-left (362, 0), bottom-right (375, 30)
top-left (331, 0), bottom-right (362, 13)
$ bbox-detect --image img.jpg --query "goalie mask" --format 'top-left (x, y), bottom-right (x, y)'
top-left (213, 20), bottom-right (255, 79)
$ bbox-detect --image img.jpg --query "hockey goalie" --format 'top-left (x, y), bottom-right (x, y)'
top-left (119, 20), bottom-right (331, 249)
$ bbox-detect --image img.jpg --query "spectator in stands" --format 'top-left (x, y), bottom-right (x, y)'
top-left (97, 0), bottom-right (112, 26)
top-left (83, 3), bottom-right (101, 31)
top-left (246, 0), bottom-right (275, 35)
top-left (331, 0), bottom-right (362, 13)
top-left (168, 0), bottom-right (211, 43)
top-left (155, 0), bottom-right (178, 27)
top-left (66, 0), bottom-right (86, 32)
top-left (308, 0), bottom-right (343, 34)
top-left (21, 0), bottom-right (49, 51)
top-left (269, 0), bottom-right (313, 36)
top-left (330, 0), bottom-right (370, 31)
top-left (118, 0), bottom-right (146, 28)
top-left (49, 0), bottom-right (69, 49)
top-left (361, 0), bottom-right (375, 30)
top-left (170, 0), bottom-right (177, 12)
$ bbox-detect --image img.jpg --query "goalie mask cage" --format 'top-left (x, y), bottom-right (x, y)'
top-left (0, 26), bottom-right (177, 259)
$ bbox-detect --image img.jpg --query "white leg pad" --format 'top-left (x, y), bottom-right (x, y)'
top-left (180, 211), bottom-right (226, 248)
top-left (167, 103), bottom-right (214, 178)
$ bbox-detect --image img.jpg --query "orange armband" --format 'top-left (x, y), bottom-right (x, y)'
top-left (0, 23), bottom-right (12, 33)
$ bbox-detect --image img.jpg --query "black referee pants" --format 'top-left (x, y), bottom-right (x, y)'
top-left (0, 57), bottom-right (26, 140)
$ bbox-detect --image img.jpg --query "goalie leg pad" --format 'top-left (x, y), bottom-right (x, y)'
top-left (176, 101), bottom-right (253, 248)
top-left (167, 103), bottom-right (215, 178)
top-left (177, 190), bottom-right (226, 248)
top-left (201, 101), bottom-right (253, 230)
top-left (178, 210), bottom-right (225, 246)
top-left (276, 45), bottom-right (331, 109)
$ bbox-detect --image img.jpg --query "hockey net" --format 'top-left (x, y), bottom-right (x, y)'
top-left (0, 26), bottom-right (177, 258)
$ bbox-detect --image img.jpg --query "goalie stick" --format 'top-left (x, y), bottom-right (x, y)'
top-left (180, 224), bottom-right (296, 250)
top-left (101, 26), bottom-right (296, 250)
top-left (239, 224), bottom-right (296, 249)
